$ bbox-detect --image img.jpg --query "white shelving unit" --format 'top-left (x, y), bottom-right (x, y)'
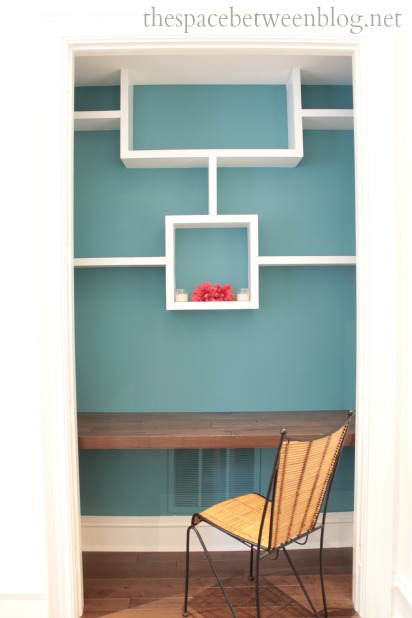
top-left (73, 67), bottom-right (356, 310)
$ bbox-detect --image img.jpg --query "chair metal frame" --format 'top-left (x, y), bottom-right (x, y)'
top-left (182, 410), bottom-right (354, 618)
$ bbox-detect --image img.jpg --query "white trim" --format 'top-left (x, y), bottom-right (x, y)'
top-left (392, 572), bottom-right (412, 618)
top-left (0, 596), bottom-right (47, 618)
top-left (81, 512), bottom-right (353, 553)
top-left (351, 34), bottom-right (399, 618)
top-left (40, 20), bottom-right (83, 618)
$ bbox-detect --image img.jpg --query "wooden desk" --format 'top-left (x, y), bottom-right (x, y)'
top-left (77, 410), bottom-right (355, 450)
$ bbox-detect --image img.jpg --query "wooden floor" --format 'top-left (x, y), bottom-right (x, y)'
top-left (80, 549), bottom-right (358, 618)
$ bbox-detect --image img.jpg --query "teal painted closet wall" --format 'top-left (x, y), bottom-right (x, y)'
top-left (133, 85), bottom-right (288, 149)
top-left (301, 85), bottom-right (353, 109)
top-left (74, 85), bottom-right (356, 516)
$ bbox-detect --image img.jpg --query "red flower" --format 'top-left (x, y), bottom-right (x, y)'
top-left (192, 282), bottom-right (235, 302)
top-left (212, 283), bottom-right (235, 301)
top-left (192, 281), bottom-right (214, 302)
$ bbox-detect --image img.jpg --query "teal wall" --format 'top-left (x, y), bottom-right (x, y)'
top-left (74, 85), bottom-right (356, 516)
top-left (74, 85), bottom-right (120, 111)
top-left (301, 85), bottom-right (353, 109)
top-left (133, 85), bottom-right (288, 149)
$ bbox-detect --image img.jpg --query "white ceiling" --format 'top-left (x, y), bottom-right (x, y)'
top-left (74, 52), bottom-right (352, 86)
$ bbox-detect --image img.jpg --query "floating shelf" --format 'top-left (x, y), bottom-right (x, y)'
top-left (74, 255), bottom-right (356, 269)
top-left (166, 300), bottom-right (255, 311)
top-left (74, 110), bottom-right (121, 131)
top-left (120, 149), bottom-right (302, 169)
top-left (74, 257), bottom-right (166, 268)
top-left (302, 109), bottom-right (354, 130)
top-left (258, 256), bottom-right (356, 266)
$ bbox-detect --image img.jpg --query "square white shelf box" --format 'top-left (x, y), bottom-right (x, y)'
top-left (165, 215), bottom-right (259, 310)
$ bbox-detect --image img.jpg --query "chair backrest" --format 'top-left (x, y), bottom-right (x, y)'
top-left (263, 411), bottom-right (354, 550)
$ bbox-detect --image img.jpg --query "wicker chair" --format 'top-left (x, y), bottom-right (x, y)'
top-left (182, 410), bottom-right (354, 618)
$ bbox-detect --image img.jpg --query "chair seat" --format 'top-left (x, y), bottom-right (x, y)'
top-left (197, 492), bottom-right (273, 549)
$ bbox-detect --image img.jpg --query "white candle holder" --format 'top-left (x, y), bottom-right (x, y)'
top-left (237, 288), bottom-right (250, 301)
top-left (175, 288), bottom-right (188, 302)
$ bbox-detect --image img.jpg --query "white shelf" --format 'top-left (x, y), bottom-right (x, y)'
top-left (74, 110), bottom-right (121, 131)
top-left (74, 257), bottom-right (166, 268)
top-left (165, 215), bottom-right (259, 311)
top-left (73, 69), bottom-right (356, 310)
top-left (168, 300), bottom-right (255, 311)
top-left (258, 256), bottom-right (356, 266)
top-left (120, 149), bottom-right (302, 169)
top-left (74, 256), bottom-right (355, 269)
top-left (302, 109), bottom-right (354, 130)
top-left (120, 68), bottom-right (304, 169)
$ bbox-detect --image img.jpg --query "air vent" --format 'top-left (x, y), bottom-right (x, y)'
top-left (168, 448), bottom-right (258, 514)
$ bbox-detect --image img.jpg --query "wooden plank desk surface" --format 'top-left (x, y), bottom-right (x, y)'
top-left (77, 410), bottom-right (355, 450)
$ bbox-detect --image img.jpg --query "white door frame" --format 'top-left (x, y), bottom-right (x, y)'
top-left (41, 15), bottom-right (402, 618)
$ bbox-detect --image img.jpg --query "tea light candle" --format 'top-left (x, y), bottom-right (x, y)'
top-left (175, 288), bottom-right (188, 302)
top-left (237, 288), bottom-right (250, 301)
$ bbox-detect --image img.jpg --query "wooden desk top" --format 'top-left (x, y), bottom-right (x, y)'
top-left (77, 410), bottom-right (355, 450)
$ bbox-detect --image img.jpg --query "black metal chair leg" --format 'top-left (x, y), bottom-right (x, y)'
top-left (255, 549), bottom-right (262, 618)
top-left (182, 525), bottom-right (192, 617)
top-left (249, 547), bottom-right (255, 581)
top-left (319, 526), bottom-right (328, 618)
top-left (283, 546), bottom-right (322, 618)
top-left (191, 526), bottom-right (238, 618)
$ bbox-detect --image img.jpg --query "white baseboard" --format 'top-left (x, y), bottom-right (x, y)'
top-left (0, 595), bottom-right (47, 618)
top-left (392, 571), bottom-right (412, 618)
top-left (81, 511), bottom-right (353, 552)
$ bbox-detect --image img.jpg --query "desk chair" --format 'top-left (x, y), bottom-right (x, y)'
top-left (182, 410), bottom-right (354, 618)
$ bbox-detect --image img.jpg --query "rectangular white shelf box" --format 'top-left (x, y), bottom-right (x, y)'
top-left (120, 68), bottom-right (303, 169)
top-left (165, 215), bottom-right (259, 310)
